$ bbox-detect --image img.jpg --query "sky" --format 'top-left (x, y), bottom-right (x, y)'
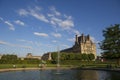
top-left (0, 0), bottom-right (120, 57)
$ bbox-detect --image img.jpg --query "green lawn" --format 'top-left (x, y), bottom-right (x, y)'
top-left (0, 60), bottom-right (119, 69)
top-left (0, 64), bottom-right (38, 69)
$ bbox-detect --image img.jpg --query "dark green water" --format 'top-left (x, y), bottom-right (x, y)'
top-left (0, 69), bottom-right (120, 80)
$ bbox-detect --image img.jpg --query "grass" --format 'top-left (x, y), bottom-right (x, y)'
top-left (0, 64), bottom-right (38, 69)
top-left (0, 60), bottom-right (119, 69)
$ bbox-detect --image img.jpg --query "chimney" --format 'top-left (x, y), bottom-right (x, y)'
top-left (75, 35), bottom-right (78, 44)
top-left (87, 34), bottom-right (90, 40)
top-left (81, 33), bottom-right (84, 42)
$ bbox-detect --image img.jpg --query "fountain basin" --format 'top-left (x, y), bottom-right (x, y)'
top-left (0, 69), bottom-right (120, 80)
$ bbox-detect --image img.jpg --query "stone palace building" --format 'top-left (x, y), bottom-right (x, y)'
top-left (61, 34), bottom-right (96, 58)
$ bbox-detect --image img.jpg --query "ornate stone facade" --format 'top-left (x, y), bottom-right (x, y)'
top-left (61, 34), bottom-right (96, 58)
top-left (42, 52), bottom-right (52, 60)
top-left (74, 34), bottom-right (96, 57)
top-left (26, 53), bottom-right (41, 60)
top-left (0, 54), bottom-right (2, 59)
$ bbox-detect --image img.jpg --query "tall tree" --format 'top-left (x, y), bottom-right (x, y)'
top-left (51, 52), bottom-right (57, 60)
top-left (88, 53), bottom-right (95, 61)
top-left (100, 24), bottom-right (120, 65)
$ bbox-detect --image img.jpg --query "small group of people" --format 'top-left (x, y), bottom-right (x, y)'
top-left (13, 65), bottom-right (16, 68)
top-left (39, 60), bottom-right (46, 69)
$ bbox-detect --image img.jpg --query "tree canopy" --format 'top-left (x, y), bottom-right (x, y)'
top-left (100, 24), bottom-right (120, 59)
top-left (51, 52), bottom-right (95, 62)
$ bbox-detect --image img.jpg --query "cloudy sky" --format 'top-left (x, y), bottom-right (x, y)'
top-left (0, 0), bottom-right (120, 57)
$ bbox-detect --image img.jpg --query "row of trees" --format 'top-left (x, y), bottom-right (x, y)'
top-left (0, 54), bottom-right (18, 64)
top-left (0, 54), bottom-right (41, 64)
top-left (0, 53), bottom-right (95, 64)
top-left (51, 52), bottom-right (95, 61)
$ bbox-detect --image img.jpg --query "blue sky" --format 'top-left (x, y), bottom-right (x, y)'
top-left (0, 0), bottom-right (120, 57)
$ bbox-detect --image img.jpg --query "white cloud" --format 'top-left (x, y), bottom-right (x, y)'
top-left (18, 9), bottom-right (28, 16)
top-left (29, 9), bottom-right (49, 23)
top-left (4, 21), bottom-right (15, 31)
top-left (46, 44), bottom-right (53, 47)
top-left (50, 20), bottom-right (56, 25)
top-left (64, 15), bottom-right (72, 19)
top-left (49, 16), bottom-right (74, 30)
top-left (34, 6), bottom-right (42, 11)
top-left (51, 33), bottom-right (61, 38)
top-left (17, 39), bottom-right (33, 44)
top-left (18, 7), bottom-right (49, 23)
top-left (0, 40), bottom-right (32, 49)
top-left (67, 38), bottom-right (75, 42)
top-left (34, 41), bottom-right (41, 47)
top-left (50, 17), bottom-right (61, 26)
top-left (0, 40), bottom-right (8, 45)
top-left (52, 40), bottom-right (57, 43)
top-left (71, 29), bottom-right (80, 35)
top-left (48, 6), bottom-right (74, 30)
top-left (62, 44), bottom-right (69, 48)
top-left (90, 36), bottom-right (99, 43)
top-left (47, 13), bottom-right (54, 17)
top-left (0, 17), bottom-right (3, 21)
top-left (0, 17), bottom-right (15, 31)
top-left (34, 32), bottom-right (48, 37)
top-left (14, 20), bottom-right (25, 26)
top-left (49, 6), bottom-right (61, 16)
top-left (15, 45), bottom-right (32, 49)
top-left (18, 6), bottom-right (76, 34)
top-left (59, 19), bottom-right (74, 29)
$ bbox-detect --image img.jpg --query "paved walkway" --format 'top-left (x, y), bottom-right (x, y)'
top-left (0, 68), bottom-right (39, 72)
top-left (0, 67), bottom-right (72, 72)
top-left (0, 67), bottom-right (120, 72)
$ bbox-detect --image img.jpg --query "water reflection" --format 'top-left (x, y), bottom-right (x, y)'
top-left (0, 69), bottom-right (120, 80)
top-left (75, 70), bottom-right (99, 80)
top-left (75, 70), bottom-right (120, 80)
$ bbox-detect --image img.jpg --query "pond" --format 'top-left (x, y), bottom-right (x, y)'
top-left (0, 69), bottom-right (120, 80)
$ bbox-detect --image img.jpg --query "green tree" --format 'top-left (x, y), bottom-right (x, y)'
top-left (51, 52), bottom-right (57, 64)
top-left (60, 53), bottom-right (67, 60)
top-left (68, 53), bottom-right (76, 60)
top-left (1, 54), bottom-right (18, 64)
top-left (100, 24), bottom-right (120, 65)
top-left (75, 54), bottom-right (82, 60)
top-left (88, 53), bottom-right (95, 61)
top-left (82, 53), bottom-right (88, 61)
